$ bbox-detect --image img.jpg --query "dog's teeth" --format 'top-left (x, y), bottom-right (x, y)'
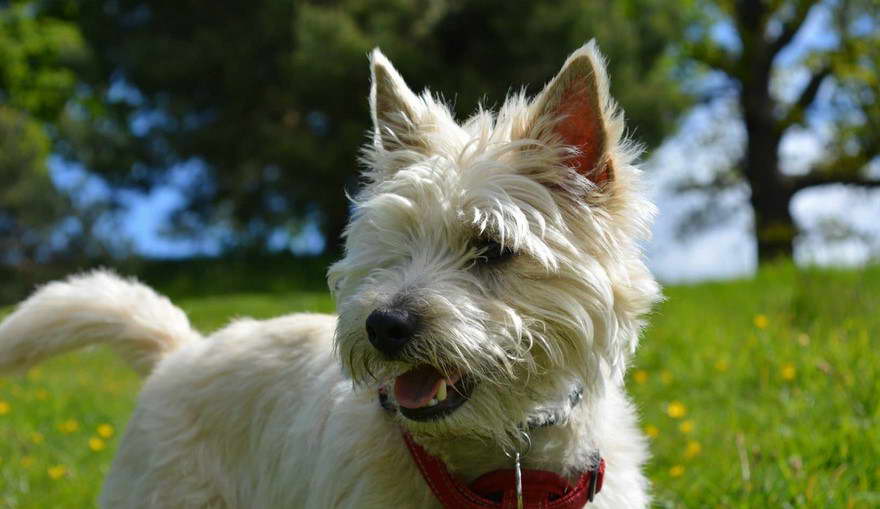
top-left (427, 399), bottom-right (438, 407)
top-left (437, 382), bottom-right (447, 402)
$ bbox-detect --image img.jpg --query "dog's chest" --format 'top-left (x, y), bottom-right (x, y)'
top-left (292, 429), bottom-right (442, 508)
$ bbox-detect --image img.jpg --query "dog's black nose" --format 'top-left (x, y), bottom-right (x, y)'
top-left (366, 308), bottom-right (418, 357)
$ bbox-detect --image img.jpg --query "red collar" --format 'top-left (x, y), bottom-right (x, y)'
top-left (403, 432), bottom-right (605, 509)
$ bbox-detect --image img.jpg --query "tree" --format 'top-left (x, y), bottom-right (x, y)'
top-left (685, 0), bottom-right (880, 262)
top-left (40, 0), bottom-right (696, 255)
top-left (0, 106), bottom-right (60, 265)
top-left (0, 1), bottom-right (92, 265)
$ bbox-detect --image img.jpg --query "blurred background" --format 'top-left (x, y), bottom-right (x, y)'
top-left (1, 0), bottom-right (877, 302)
top-left (1, 1), bottom-right (879, 507)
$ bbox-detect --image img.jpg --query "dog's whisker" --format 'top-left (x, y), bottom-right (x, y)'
top-left (363, 357), bottom-right (378, 383)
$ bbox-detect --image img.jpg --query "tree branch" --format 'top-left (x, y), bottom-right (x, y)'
top-left (770, 0), bottom-right (818, 56)
top-left (793, 173), bottom-right (880, 192)
top-left (791, 117), bottom-right (880, 192)
top-left (689, 39), bottom-right (739, 78)
top-left (795, 66), bottom-right (832, 109)
top-left (777, 65), bottom-right (831, 129)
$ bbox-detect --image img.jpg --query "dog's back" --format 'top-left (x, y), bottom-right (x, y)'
top-left (98, 312), bottom-right (356, 508)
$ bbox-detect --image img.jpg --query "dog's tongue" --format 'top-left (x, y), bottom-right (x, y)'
top-left (394, 365), bottom-right (444, 409)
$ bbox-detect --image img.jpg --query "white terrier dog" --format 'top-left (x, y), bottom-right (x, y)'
top-left (0, 41), bottom-right (660, 508)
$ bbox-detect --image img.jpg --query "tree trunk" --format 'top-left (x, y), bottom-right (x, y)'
top-left (742, 102), bottom-right (794, 263)
top-left (750, 186), bottom-right (795, 263)
top-left (743, 124), bottom-right (796, 263)
top-left (738, 11), bottom-right (795, 265)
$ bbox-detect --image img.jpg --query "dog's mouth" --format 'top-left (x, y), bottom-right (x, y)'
top-left (393, 364), bottom-right (475, 421)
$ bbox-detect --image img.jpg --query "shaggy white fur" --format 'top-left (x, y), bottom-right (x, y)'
top-left (0, 41), bottom-right (661, 508)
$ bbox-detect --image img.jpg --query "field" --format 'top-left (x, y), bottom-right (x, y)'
top-left (0, 263), bottom-right (878, 508)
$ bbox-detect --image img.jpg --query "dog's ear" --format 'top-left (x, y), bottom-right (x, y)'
top-left (369, 48), bottom-right (426, 152)
top-left (529, 41), bottom-right (614, 187)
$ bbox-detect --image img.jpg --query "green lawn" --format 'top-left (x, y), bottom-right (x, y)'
top-left (1, 264), bottom-right (878, 508)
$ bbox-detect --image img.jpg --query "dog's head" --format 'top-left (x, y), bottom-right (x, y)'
top-left (328, 42), bottom-right (661, 448)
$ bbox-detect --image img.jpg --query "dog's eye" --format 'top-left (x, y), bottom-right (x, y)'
top-left (476, 239), bottom-right (515, 265)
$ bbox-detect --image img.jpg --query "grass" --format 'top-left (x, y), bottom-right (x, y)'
top-left (635, 264), bottom-right (880, 508)
top-left (1, 263), bottom-right (878, 508)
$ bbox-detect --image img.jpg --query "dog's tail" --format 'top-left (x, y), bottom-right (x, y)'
top-left (0, 270), bottom-right (200, 376)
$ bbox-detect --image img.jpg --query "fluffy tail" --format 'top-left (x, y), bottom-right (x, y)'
top-left (0, 270), bottom-right (200, 376)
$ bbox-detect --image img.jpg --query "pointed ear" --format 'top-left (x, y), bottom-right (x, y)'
top-left (530, 41), bottom-right (614, 187)
top-left (369, 48), bottom-right (425, 152)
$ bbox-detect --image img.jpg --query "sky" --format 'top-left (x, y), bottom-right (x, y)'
top-left (48, 4), bottom-right (880, 283)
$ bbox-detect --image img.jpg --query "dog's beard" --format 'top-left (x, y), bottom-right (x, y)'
top-left (343, 342), bottom-right (581, 454)
top-left (334, 287), bottom-right (591, 451)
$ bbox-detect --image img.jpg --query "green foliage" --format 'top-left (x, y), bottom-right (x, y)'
top-left (1, 263), bottom-right (878, 507)
top-left (0, 108), bottom-right (52, 199)
top-left (0, 106), bottom-right (65, 264)
top-left (0, 2), bottom-right (88, 121)
top-left (820, 0), bottom-right (880, 177)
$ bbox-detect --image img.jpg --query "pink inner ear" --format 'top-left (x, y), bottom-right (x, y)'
top-left (555, 85), bottom-right (609, 186)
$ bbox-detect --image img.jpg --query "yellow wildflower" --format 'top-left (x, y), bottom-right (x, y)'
top-left (781, 363), bottom-right (797, 381)
top-left (47, 465), bottom-right (67, 480)
top-left (753, 314), bottom-right (768, 329)
top-left (97, 424), bottom-right (115, 438)
top-left (644, 425), bottom-right (660, 438)
top-left (714, 359), bottom-right (729, 372)
top-left (678, 420), bottom-right (694, 433)
top-left (669, 465), bottom-right (685, 477)
top-left (20, 456), bottom-right (35, 468)
top-left (31, 432), bottom-right (45, 444)
top-left (633, 370), bottom-right (648, 384)
top-left (0, 400), bottom-right (9, 415)
top-left (89, 437), bottom-right (106, 452)
top-left (58, 419), bottom-right (80, 434)
top-left (684, 441), bottom-right (702, 459)
top-left (666, 401), bottom-right (687, 419)
top-left (35, 388), bottom-right (49, 400)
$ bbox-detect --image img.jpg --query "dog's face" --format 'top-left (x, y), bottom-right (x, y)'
top-left (328, 42), bottom-right (660, 447)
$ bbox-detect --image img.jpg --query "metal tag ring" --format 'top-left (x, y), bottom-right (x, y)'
top-left (503, 430), bottom-right (532, 459)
